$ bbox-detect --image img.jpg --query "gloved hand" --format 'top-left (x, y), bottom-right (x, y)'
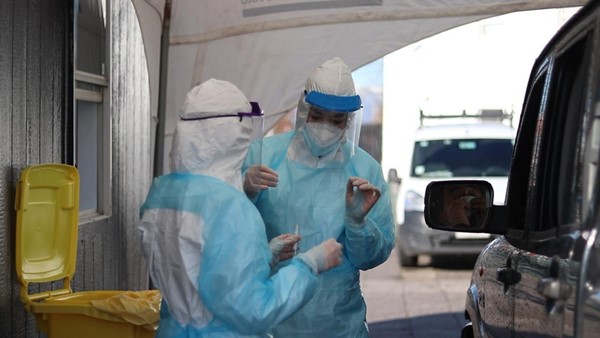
top-left (243, 164), bottom-right (279, 197)
top-left (269, 233), bottom-right (301, 268)
top-left (297, 239), bottom-right (343, 274)
top-left (345, 176), bottom-right (381, 228)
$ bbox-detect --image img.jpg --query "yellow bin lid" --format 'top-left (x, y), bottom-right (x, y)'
top-left (15, 164), bottom-right (80, 302)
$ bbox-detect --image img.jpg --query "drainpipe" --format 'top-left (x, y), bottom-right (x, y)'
top-left (153, 0), bottom-right (171, 177)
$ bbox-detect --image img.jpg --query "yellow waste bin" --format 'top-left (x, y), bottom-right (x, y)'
top-left (15, 163), bottom-right (160, 338)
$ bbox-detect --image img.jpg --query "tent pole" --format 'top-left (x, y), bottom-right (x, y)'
top-left (153, 0), bottom-right (171, 177)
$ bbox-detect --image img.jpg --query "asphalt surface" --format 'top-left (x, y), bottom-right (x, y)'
top-left (360, 249), bottom-right (477, 338)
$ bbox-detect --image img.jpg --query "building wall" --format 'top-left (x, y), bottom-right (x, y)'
top-left (0, 1), bottom-right (152, 337)
top-left (0, 1), bottom-right (70, 336)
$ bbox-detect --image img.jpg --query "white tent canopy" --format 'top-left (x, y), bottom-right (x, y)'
top-left (131, 0), bottom-right (586, 173)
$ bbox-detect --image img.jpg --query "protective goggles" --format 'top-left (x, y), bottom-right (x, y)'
top-left (179, 102), bottom-right (263, 122)
top-left (179, 102), bottom-right (264, 157)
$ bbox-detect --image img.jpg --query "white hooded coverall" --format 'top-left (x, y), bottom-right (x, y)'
top-left (139, 79), bottom-right (320, 338)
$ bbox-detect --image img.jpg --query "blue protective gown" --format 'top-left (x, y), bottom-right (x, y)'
top-left (140, 173), bottom-right (318, 338)
top-left (243, 131), bottom-right (396, 337)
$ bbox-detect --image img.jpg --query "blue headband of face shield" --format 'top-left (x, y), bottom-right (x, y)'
top-left (179, 102), bottom-right (263, 121)
top-left (305, 91), bottom-right (362, 113)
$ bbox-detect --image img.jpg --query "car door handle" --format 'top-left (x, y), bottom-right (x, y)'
top-left (497, 256), bottom-right (521, 293)
top-left (496, 267), bottom-right (522, 286)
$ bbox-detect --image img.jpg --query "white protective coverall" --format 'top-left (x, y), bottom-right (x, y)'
top-left (139, 79), bottom-right (324, 338)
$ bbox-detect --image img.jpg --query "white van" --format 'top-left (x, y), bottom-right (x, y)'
top-left (393, 112), bottom-right (516, 266)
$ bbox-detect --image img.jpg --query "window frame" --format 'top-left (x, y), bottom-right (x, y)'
top-left (541, 33), bottom-right (590, 234)
top-left (73, 0), bottom-right (112, 222)
top-left (506, 23), bottom-right (593, 248)
top-left (505, 64), bottom-right (548, 236)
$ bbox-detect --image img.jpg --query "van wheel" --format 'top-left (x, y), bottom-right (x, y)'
top-left (461, 323), bottom-right (474, 338)
top-left (399, 249), bottom-right (418, 267)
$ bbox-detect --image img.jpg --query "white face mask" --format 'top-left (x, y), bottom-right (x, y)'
top-left (303, 122), bottom-right (345, 156)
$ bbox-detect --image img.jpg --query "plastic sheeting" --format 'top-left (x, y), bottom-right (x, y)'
top-left (91, 290), bottom-right (162, 330)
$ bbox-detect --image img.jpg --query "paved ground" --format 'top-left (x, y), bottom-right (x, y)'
top-left (360, 249), bottom-right (477, 338)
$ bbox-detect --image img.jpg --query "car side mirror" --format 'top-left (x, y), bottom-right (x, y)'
top-left (424, 180), bottom-right (493, 232)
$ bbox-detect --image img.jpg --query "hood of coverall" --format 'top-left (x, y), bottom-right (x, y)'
top-left (295, 57), bottom-right (361, 130)
top-left (169, 78), bottom-right (254, 191)
top-left (291, 57), bottom-right (363, 164)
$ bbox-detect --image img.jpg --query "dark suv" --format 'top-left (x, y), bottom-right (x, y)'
top-left (424, 1), bottom-right (600, 337)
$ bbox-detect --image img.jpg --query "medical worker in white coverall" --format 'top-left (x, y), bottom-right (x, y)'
top-left (243, 57), bottom-right (395, 337)
top-left (138, 79), bottom-right (343, 338)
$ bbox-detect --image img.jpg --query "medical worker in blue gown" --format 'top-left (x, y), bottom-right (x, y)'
top-left (243, 57), bottom-right (395, 337)
top-left (138, 78), bottom-right (343, 338)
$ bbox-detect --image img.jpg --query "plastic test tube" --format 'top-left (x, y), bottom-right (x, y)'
top-left (293, 224), bottom-right (299, 255)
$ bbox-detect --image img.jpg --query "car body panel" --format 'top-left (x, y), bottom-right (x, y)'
top-left (580, 229), bottom-right (600, 337)
top-left (477, 237), bottom-right (517, 338)
top-left (399, 210), bottom-right (494, 257)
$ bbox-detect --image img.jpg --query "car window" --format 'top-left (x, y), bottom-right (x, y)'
top-left (583, 113), bottom-right (599, 225)
top-left (551, 36), bottom-right (589, 229)
top-left (582, 74), bottom-right (600, 227)
top-left (506, 69), bottom-right (547, 231)
top-left (536, 34), bottom-right (590, 234)
top-left (411, 138), bottom-right (513, 178)
top-left (507, 31), bottom-right (591, 234)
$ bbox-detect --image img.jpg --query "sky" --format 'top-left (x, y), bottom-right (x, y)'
top-left (350, 7), bottom-right (581, 178)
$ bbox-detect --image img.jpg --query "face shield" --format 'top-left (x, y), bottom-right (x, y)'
top-left (297, 90), bottom-right (363, 157)
top-left (240, 102), bottom-right (264, 169)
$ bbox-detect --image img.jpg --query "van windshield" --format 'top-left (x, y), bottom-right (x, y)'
top-left (411, 139), bottom-right (514, 178)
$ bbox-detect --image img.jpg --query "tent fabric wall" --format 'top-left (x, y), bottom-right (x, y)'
top-left (131, 0), bottom-right (587, 174)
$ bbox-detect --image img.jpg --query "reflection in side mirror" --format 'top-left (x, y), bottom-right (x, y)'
top-left (424, 180), bottom-right (493, 232)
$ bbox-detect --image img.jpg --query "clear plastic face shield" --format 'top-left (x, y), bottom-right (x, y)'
top-left (297, 90), bottom-right (363, 157)
top-left (241, 102), bottom-right (264, 168)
